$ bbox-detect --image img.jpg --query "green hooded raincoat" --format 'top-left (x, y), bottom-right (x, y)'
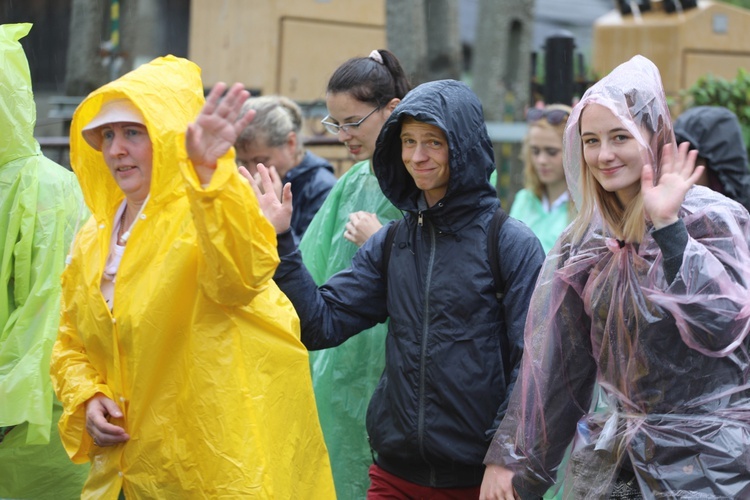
top-left (0, 23), bottom-right (89, 499)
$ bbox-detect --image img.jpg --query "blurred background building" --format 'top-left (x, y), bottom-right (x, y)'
top-left (4, 0), bottom-right (748, 204)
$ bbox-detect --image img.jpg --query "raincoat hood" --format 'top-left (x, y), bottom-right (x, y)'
top-left (70, 55), bottom-right (208, 220)
top-left (372, 79), bottom-right (498, 222)
top-left (564, 55), bottom-right (674, 209)
top-left (0, 23), bottom-right (38, 165)
top-left (674, 105), bottom-right (750, 210)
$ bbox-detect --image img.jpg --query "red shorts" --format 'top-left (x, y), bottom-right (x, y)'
top-left (367, 463), bottom-right (482, 500)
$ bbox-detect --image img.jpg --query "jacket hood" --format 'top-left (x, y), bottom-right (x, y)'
top-left (285, 150), bottom-right (333, 183)
top-left (0, 23), bottom-right (39, 166)
top-left (372, 80), bottom-right (497, 217)
top-left (673, 106), bottom-right (750, 210)
top-left (70, 55), bottom-right (206, 221)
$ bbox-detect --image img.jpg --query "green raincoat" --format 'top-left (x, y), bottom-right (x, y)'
top-left (0, 23), bottom-right (89, 499)
top-left (300, 159), bottom-right (401, 499)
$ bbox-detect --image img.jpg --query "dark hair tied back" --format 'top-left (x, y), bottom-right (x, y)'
top-left (326, 49), bottom-right (411, 107)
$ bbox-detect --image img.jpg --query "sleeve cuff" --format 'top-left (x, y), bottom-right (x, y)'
top-left (651, 219), bottom-right (688, 284)
top-left (276, 228), bottom-right (298, 256)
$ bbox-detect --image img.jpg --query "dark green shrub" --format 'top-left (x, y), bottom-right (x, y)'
top-left (680, 68), bottom-right (750, 157)
top-left (718, 0), bottom-right (750, 8)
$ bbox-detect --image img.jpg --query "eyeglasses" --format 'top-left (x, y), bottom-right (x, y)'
top-left (321, 106), bottom-right (381, 135)
top-left (526, 108), bottom-right (570, 126)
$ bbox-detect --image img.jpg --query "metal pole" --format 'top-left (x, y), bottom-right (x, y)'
top-left (543, 31), bottom-right (575, 105)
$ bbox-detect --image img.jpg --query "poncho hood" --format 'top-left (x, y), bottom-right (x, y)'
top-left (0, 23), bottom-right (38, 166)
top-left (674, 105), bottom-right (750, 210)
top-left (564, 55), bottom-right (674, 209)
top-left (70, 56), bottom-right (207, 221)
top-left (372, 79), bottom-right (498, 226)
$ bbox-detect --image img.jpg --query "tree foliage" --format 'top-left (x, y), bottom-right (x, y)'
top-left (681, 68), bottom-right (750, 156)
top-left (717, 0), bottom-right (750, 9)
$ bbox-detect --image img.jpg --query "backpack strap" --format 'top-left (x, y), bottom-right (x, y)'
top-left (487, 206), bottom-right (509, 302)
top-left (382, 219), bottom-right (401, 280)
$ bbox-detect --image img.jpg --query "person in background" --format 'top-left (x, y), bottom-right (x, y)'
top-left (234, 95), bottom-right (337, 238)
top-left (481, 55), bottom-right (750, 499)
top-left (248, 78), bottom-right (544, 498)
top-left (509, 104), bottom-right (575, 253)
top-left (285, 48), bottom-right (409, 499)
top-left (50, 55), bottom-right (334, 499)
top-left (673, 105), bottom-right (750, 211)
top-left (0, 22), bottom-right (89, 499)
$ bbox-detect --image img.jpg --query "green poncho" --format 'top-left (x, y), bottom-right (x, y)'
top-left (300, 159), bottom-right (401, 499)
top-left (0, 23), bottom-right (89, 499)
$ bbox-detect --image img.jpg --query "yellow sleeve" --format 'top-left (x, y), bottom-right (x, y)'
top-left (179, 155), bottom-right (280, 306)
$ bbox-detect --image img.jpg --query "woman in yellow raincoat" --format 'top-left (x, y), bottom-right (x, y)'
top-left (50, 55), bottom-right (334, 499)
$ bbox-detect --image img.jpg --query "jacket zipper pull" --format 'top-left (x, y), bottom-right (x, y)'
top-left (418, 211), bottom-right (424, 226)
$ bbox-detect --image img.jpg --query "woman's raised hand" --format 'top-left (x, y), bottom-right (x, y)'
top-left (641, 141), bottom-right (703, 230)
top-left (240, 163), bottom-right (293, 234)
top-left (186, 82), bottom-right (256, 184)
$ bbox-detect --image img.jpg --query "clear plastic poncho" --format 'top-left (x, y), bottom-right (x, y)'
top-left (485, 55), bottom-right (750, 499)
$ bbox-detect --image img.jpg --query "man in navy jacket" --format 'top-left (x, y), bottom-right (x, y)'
top-left (249, 80), bottom-right (545, 496)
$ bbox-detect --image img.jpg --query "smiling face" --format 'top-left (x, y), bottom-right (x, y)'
top-left (400, 117), bottom-right (450, 207)
top-left (324, 92), bottom-right (393, 162)
top-left (580, 104), bottom-right (645, 205)
top-left (100, 122), bottom-right (153, 203)
top-left (528, 125), bottom-right (566, 196)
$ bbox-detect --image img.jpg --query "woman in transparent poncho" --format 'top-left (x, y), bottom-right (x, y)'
top-left (480, 55), bottom-right (750, 499)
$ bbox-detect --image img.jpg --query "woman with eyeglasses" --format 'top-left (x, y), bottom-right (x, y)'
top-left (509, 104), bottom-right (574, 254)
top-left (291, 49), bottom-right (410, 499)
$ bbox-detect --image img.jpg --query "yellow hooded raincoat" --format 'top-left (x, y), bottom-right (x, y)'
top-left (50, 56), bottom-right (334, 499)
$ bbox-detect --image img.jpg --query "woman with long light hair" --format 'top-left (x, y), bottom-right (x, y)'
top-left (510, 104), bottom-right (574, 253)
top-left (481, 55), bottom-right (750, 499)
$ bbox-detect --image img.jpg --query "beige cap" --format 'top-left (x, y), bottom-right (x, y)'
top-left (82, 98), bottom-right (146, 151)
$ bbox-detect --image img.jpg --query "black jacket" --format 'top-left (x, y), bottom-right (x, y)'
top-left (285, 150), bottom-right (336, 237)
top-left (275, 80), bottom-right (544, 488)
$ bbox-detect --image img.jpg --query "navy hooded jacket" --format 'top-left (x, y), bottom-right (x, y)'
top-left (275, 80), bottom-right (544, 488)
top-left (284, 150), bottom-right (336, 237)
